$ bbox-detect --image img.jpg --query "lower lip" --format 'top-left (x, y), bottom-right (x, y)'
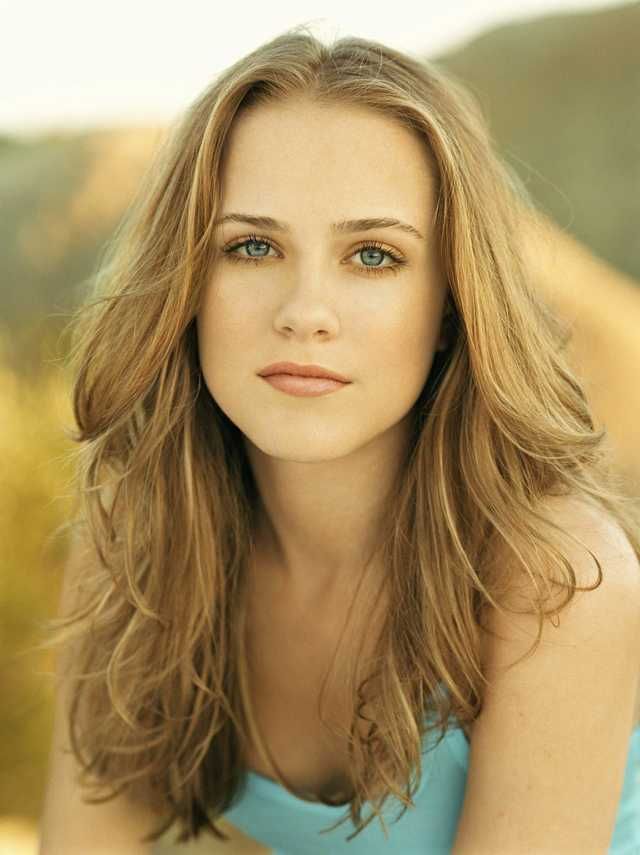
top-left (260, 374), bottom-right (350, 396)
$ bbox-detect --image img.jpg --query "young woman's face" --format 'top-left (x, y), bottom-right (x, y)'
top-left (197, 96), bottom-right (449, 462)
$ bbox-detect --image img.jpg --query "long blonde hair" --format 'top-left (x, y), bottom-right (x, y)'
top-left (40, 24), bottom-right (640, 845)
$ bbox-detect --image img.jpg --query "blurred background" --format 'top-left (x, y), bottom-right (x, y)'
top-left (1, 1), bottom-right (639, 852)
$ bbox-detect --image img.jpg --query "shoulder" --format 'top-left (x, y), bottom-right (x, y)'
top-left (545, 491), bottom-right (639, 618)
top-left (473, 490), bottom-right (640, 722)
top-left (476, 490), bottom-right (640, 691)
top-left (451, 491), bottom-right (640, 852)
top-left (540, 490), bottom-right (639, 594)
top-left (482, 490), bottom-right (640, 648)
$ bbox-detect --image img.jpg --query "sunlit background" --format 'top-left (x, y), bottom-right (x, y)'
top-left (1, 1), bottom-right (639, 852)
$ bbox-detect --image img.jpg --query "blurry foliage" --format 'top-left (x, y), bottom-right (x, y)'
top-left (0, 0), bottom-right (638, 837)
top-left (0, 326), bottom-right (75, 817)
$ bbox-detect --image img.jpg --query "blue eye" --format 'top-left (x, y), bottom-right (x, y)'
top-left (225, 236), bottom-right (275, 260)
top-left (221, 234), bottom-right (407, 277)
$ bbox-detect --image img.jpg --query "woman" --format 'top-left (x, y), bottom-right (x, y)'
top-left (39, 26), bottom-right (640, 854)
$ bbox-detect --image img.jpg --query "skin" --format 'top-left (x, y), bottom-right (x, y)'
top-left (196, 95), bottom-right (450, 605)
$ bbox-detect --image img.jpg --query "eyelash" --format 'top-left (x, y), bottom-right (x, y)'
top-left (220, 234), bottom-right (407, 277)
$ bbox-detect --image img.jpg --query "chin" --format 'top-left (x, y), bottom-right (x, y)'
top-left (242, 425), bottom-right (368, 464)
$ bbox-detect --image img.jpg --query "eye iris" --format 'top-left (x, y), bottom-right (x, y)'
top-left (246, 239), bottom-right (270, 257)
top-left (361, 248), bottom-right (384, 267)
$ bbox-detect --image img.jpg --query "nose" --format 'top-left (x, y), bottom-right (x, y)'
top-left (272, 274), bottom-right (341, 340)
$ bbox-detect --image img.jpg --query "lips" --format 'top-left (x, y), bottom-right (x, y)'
top-left (261, 373), bottom-right (349, 397)
top-left (257, 361), bottom-right (351, 383)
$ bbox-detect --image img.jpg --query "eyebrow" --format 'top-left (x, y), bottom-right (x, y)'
top-left (212, 213), bottom-right (425, 241)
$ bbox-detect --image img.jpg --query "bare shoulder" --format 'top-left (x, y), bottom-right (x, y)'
top-left (450, 491), bottom-right (640, 853)
top-left (485, 490), bottom-right (640, 626)
top-left (477, 490), bottom-right (640, 691)
top-left (537, 490), bottom-right (640, 608)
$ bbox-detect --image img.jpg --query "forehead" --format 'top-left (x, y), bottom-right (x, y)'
top-left (218, 98), bottom-right (437, 228)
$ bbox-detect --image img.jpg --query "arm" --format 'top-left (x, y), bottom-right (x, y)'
top-left (450, 493), bottom-right (640, 854)
top-left (518, 205), bottom-right (640, 327)
top-left (518, 206), bottom-right (640, 487)
top-left (39, 528), bottom-right (169, 855)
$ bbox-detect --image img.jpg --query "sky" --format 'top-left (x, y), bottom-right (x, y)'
top-left (1, 0), bottom-right (627, 136)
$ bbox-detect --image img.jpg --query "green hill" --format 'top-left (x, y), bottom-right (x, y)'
top-left (433, 0), bottom-right (640, 281)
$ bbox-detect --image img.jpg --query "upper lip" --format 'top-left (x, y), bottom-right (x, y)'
top-left (258, 362), bottom-right (351, 383)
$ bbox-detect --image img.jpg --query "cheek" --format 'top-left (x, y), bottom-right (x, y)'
top-left (365, 292), bottom-right (441, 383)
top-left (199, 280), bottom-right (252, 337)
top-left (196, 292), bottom-right (238, 394)
top-left (197, 281), bottom-right (259, 364)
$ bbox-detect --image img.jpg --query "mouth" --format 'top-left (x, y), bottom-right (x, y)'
top-left (257, 362), bottom-right (351, 384)
top-left (260, 373), bottom-right (350, 398)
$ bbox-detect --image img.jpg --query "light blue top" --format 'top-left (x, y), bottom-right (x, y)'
top-left (221, 718), bottom-right (640, 854)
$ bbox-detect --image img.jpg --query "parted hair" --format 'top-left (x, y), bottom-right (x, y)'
top-left (40, 23), bottom-right (640, 846)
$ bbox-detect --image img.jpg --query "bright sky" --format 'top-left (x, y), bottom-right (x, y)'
top-left (1, 0), bottom-right (625, 136)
